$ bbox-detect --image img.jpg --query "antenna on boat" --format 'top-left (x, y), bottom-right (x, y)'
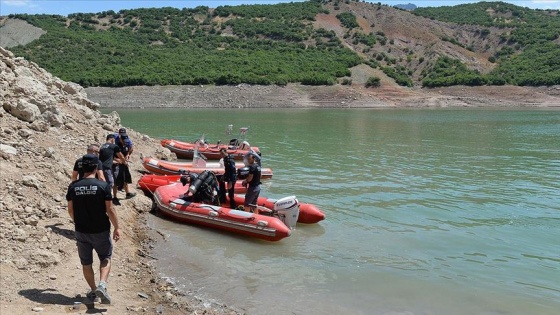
top-left (239, 127), bottom-right (249, 141)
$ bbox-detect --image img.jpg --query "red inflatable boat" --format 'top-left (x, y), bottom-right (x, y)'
top-left (138, 174), bottom-right (247, 195)
top-left (161, 138), bottom-right (260, 160)
top-left (141, 156), bottom-right (273, 178)
top-left (138, 174), bottom-right (325, 224)
top-left (153, 183), bottom-right (298, 241)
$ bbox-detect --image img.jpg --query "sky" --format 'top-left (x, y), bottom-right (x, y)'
top-left (1, 0), bottom-right (559, 16)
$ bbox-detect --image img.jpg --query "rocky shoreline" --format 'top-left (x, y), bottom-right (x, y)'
top-left (84, 77), bottom-right (560, 109)
top-left (0, 47), bottom-right (241, 314)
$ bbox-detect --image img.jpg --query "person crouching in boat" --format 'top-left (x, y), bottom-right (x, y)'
top-left (180, 170), bottom-right (220, 205)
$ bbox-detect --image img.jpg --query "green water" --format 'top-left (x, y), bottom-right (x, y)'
top-left (113, 108), bottom-right (560, 315)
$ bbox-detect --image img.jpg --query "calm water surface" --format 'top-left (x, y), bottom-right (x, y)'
top-left (113, 108), bottom-right (560, 315)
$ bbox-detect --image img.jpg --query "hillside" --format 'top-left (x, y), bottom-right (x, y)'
top-left (1, 0), bottom-right (558, 89)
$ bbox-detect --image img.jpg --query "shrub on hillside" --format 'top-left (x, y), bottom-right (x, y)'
top-left (365, 76), bottom-right (381, 87)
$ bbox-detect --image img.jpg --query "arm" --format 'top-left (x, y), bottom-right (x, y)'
top-left (117, 152), bottom-right (127, 164)
top-left (71, 160), bottom-right (79, 181)
top-left (68, 200), bottom-right (74, 221)
top-left (243, 174), bottom-right (253, 187)
top-left (105, 200), bottom-right (121, 241)
top-left (127, 142), bottom-right (134, 160)
top-left (97, 169), bottom-right (106, 182)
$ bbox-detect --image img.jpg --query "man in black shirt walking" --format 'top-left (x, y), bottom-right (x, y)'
top-left (72, 144), bottom-right (105, 182)
top-left (99, 134), bottom-right (126, 205)
top-left (66, 154), bottom-right (121, 304)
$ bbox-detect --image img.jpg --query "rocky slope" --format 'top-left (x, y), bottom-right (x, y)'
top-left (0, 47), bottom-right (239, 314)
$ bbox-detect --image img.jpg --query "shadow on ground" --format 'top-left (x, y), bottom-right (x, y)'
top-left (45, 223), bottom-right (75, 241)
top-left (19, 288), bottom-right (108, 313)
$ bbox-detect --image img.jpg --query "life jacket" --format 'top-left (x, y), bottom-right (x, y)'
top-left (223, 154), bottom-right (236, 175)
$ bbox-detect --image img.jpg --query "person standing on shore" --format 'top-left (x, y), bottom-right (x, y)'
top-left (242, 152), bottom-right (261, 214)
top-left (114, 128), bottom-right (136, 200)
top-left (66, 154), bottom-right (121, 305)
top-left (99, 134), bottom-right (126, 205)
top-left (72, 144), bottom-right (105, 182)
top-left (219, 148), bottom-right (237, 209)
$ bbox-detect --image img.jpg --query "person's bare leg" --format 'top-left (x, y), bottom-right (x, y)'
top-left (99, 258), bottom-right (111, 283)
top-left (95, 259), bottom-right (112, 304)
top-left (82, 264), bottom-right (96, 291)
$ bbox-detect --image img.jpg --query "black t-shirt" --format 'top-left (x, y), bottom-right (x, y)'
top-left (248, 163), bottom-right (261, 187)
top-left (223, 154), bottom-right (237, 182)
top-left (99, 143), bottom-right (121, 170)
top-left (66, 178), bottom-right (112, 233)
top-left (73, 158), bottom-right (104, 180)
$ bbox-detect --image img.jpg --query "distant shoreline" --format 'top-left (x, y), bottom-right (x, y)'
top-left (86, 84), bottom-right (560, 109)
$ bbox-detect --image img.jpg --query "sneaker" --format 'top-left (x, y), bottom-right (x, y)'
top-left (95, 285), bottom-right (111, 305)
top-left (112, 198), bottom-right (121, 206)
top-left (125, 192), bottom-right (137, 199)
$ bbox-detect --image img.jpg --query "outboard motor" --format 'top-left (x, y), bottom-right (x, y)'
top-left (237, 166), bottom-right (250, 180)
top-left (273, 196), bottom-right (300, 230)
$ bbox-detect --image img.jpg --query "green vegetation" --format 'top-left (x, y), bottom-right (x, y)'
top-left (336, 12), bottom-right (358, 28)
top-left (5, 1), bottom-right (559, 88)
top-left (413, 1), bottom-right (560, 86)
top-left (365, 76), bottom-right (380, 87)
top-left (422, 57), bottom-right (489, 87)
top-left (8, 3), bottom-right (359, 87)
top-left (491, 43), bottom-right (560, 86)
top-left (382, 66), bottom-right (413, 87)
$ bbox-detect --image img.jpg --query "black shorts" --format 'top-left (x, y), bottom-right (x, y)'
top-left (244, 185), bottom-right (261, 208)
top-left (75, 230), bottom-right (113, 265)
top-left (103, 169), bottom-right (114, 187)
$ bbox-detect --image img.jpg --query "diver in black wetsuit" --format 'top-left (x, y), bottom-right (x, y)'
top-left (180, 170), bottom-right (219, 205)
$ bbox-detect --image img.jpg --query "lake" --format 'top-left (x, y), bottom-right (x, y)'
top-left (112, 108), bottom-right (560, 315)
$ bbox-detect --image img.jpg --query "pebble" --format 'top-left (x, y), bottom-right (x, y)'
top-left (49, 275), bottom-right (57, 280)
top-left (32, 307), bottom-right (44, 312)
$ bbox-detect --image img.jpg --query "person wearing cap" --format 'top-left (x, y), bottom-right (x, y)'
top-left (66, 154), bottom-right (121, 305)
top-left (99, 134), bottom-right (126, 205)
top-left (219, 148), bottom-right (237, 209)
top-left (72, 144), bottom-right (105, 182)
top-left (242, 152), bottom-right (261, 214)
top-left (115, 128), bottom-right (134, 159)
top-left (114, 128), bottom-right (136, 200)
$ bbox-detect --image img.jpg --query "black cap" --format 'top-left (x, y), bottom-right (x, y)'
top-left (82, 154), bottom-right (99, 166)
top-left (106, 134), bottom-right (115, 140)
top-left (119, 128), bottom-right (126, 134)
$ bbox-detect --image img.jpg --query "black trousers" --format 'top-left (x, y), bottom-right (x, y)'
top-left (218, 180), bottom-right (236, 209)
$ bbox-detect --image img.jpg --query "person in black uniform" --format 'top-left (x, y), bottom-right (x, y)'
top-left (99, 134), bottom-right (125, 205)
top-left (181, 170), bottom-right (220, 205)
top-left (72, 144), bottom-right (105, 182)
top-left (114, 128), bottom-right (136, 199)
top-left (66, 154), bottom-right (121, 305)
top-left (242, 152), bottom-right (261, 214)
top-left (219, 148), bottom-right (237, 209)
